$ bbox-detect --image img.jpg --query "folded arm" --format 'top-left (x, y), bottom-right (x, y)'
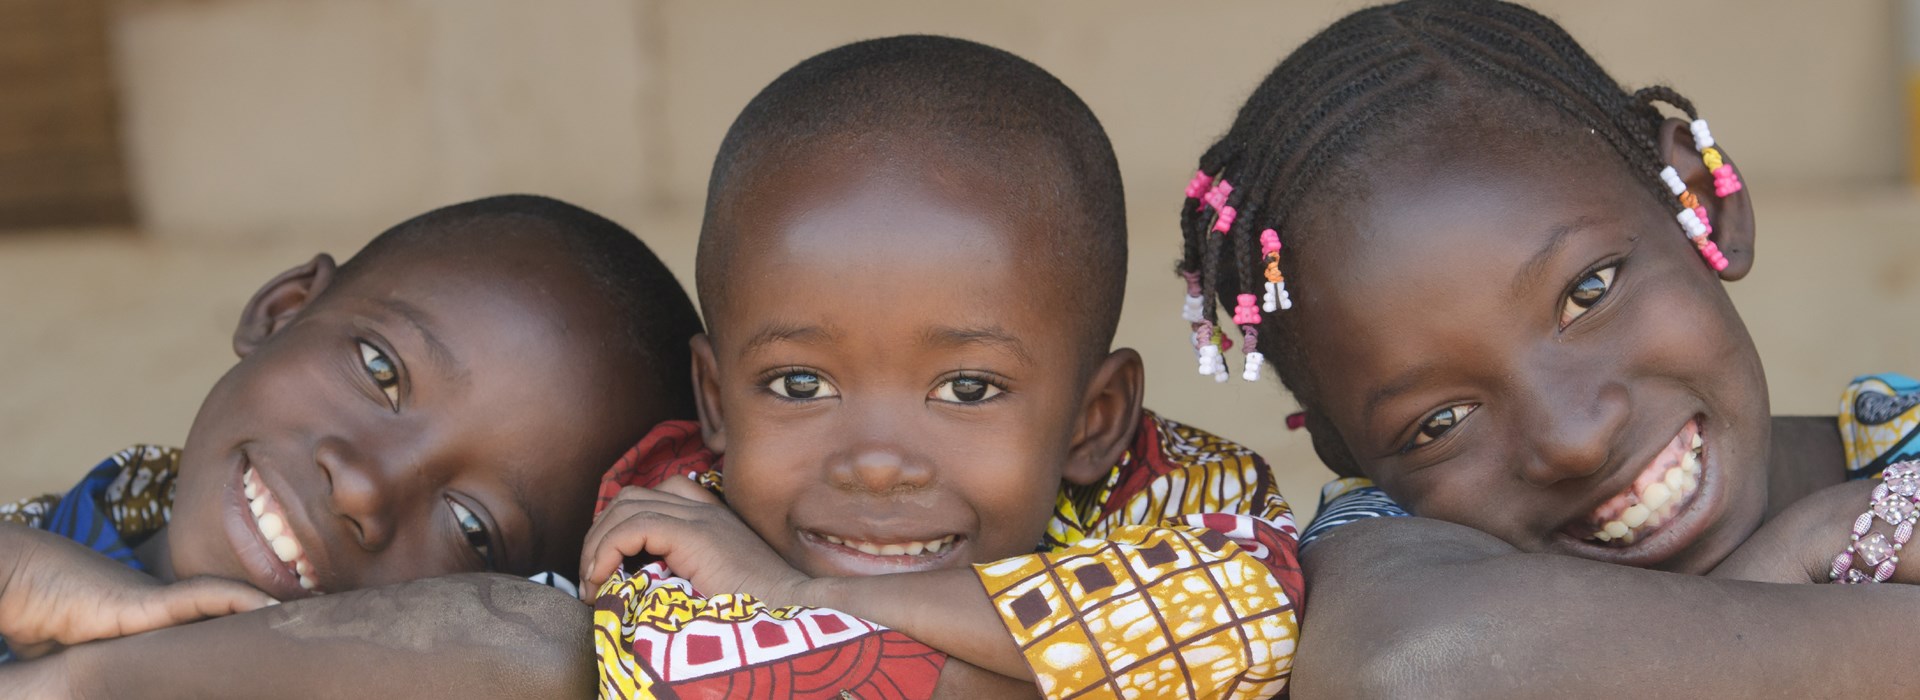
top-left (1295, 516), bottom-right (1920, 699)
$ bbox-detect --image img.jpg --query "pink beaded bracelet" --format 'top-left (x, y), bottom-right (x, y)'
top-left (1829, 460), bottom-right (1920, 584)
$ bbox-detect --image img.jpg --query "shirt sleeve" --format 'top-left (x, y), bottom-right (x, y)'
top-left (1299, 477), bottom-right (1412, 548)
top-left (593, 563), bottom-right (946, 700)
top-left (1838, 372), bottom-right (1920, 479)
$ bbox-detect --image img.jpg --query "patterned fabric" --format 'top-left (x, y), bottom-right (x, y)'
top-left (591, 411), bottom-right (1303, 700)
top-left (1302, 372), bottom-right (1920, 547)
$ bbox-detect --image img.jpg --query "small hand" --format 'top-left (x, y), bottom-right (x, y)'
top-left (0, 525), bottom-right (277, 658)
top-left (579, 477), bottom-right (810, 604)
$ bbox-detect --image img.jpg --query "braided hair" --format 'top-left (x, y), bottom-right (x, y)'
top-left (1175, 0), bottom-right (1721, 472)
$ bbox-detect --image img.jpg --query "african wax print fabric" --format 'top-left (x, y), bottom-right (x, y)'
top-left (1301, 372), bottom-right (1920, 547)
top-left (590, 412), bottom-right (1303, 700)
top-left (0, 445), bottom-right (179, 661)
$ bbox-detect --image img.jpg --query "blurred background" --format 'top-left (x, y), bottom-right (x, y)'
top-left (4, 0), bottom-right (1917, 520)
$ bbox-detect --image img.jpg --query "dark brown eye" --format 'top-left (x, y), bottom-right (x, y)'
top-left (358, 341), bottom-right (400, 408)
top-left (1560, 266), bottom-right (1617, 327)
top-left (1410, 404), bottom-right (1478, 448)
top-left (933, 376), bottom-right (1001, 403)
top-left (767, 371), bottom-right (835, 399)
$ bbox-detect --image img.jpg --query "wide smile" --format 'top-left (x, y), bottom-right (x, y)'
top-left (1556, 418), bottom-right (1718, 567)
top-left (797, 529), bottom-right (967, 576)
top-left (224, 453), bottom-right (324, 600)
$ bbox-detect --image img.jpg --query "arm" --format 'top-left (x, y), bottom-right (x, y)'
top-left (48, 573), bottom-right (592, 700)
top-left (798, 568), bottom-right (1030, 679)
top-left (1294, 516), bottom-right (1920, 700)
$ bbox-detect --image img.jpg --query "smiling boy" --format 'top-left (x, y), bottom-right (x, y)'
top-left (581, 36), bottom-right (1304, 700)
top-left (0, 194), bottom-right (702, 696)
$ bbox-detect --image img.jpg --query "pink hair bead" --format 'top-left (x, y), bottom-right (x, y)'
top-left (1712, 165), bottom-right (1743, 197)
top-left (1212, 205), bottom-right (1236, 233)
top-left (1694, 238), bottom-right (1729, 272)
top-left (1693, 206), bottom-right (1712, 236)
top-left (1260, 228), bottom-right (1282, 255)
top-left (1185, 170), bottom-right (1214, 200)
top-left (1233, 294), bottom-right (1261, 325)
top-left (1202, 180), bottom-right (1234, 211)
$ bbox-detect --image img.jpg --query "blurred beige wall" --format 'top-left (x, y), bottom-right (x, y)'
top-left (3, 0), bottom-right (1916, 521)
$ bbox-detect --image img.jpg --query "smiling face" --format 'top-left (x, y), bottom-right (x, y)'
top-left (695, 140), bottom-right (1132, 578)
top-left (1291, 127), bottom-right (1770, 573)
top-left (161, 236), bottom-right (652, 600)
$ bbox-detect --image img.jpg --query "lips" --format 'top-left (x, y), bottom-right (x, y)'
top-left (1571, 419), bottom-right (1705, 546)
top-left (243, 467), bottom-right (322, 593)
top-left (799, 529), bottom-right (968, 576)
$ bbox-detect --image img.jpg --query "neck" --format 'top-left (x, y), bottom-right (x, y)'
top-left (133, 525), bottom-right (176, 581)
top-left (1763, 415), bottom-right (1847, 520)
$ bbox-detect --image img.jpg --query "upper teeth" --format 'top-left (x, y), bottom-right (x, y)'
top-left (818, 533), bottom-right (957, 557)
top-left (243, 468), bottom-right (320, 593)
top-left (1590, 443), bottom-right (1703, 545)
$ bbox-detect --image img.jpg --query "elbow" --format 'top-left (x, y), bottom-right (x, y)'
top-left (444, 574), bottom-right (597, 698)
top-left (1294, 607), bottom-right (1498, 700)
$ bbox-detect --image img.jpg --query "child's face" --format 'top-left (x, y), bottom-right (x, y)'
top-left (165, 240), bottom-right (647, 600)
top-left (1294, 140), bottom-right (1769, 573)
top-left (698, 146), bottom-right (1111, 579)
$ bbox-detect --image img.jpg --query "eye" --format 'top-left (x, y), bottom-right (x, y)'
top-left (931, 375), bottom-right (1004, 404)
top-left (446, 498), bottom-right (494, 569)
top-left (1560, 266), bottom-right (1617, 328)
top-left (766, 370), bottom-right (838, 400)
top-left (1408, 404), bottom-right (1478, 450)
top-left (358, 341), bottom-right (400, 408)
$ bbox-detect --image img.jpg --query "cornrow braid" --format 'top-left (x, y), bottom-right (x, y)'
top-left (1173, 0), bottom-right (1739, 472)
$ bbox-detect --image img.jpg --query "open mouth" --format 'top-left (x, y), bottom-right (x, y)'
top-left (799, 530), bottom-right (967, 575)
top-left (242, 467), bottom-right (322, 593)
top-left (815, 532), bottom-right (958, 557)
top-left (1573, 419), bottom-right (1705, 547)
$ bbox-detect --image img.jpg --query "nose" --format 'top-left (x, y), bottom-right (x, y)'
top-left (1517, 377), bottom-right (1630, 487)
top-left (313, 436), bottom-right (401, 551)
top-left (828, 441), bottom-right (934, 495)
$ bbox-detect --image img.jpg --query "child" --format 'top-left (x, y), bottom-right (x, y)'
top-left (1170, 0), bottom-right (1920, 696)
top-left (580, 36), bottom-right (1304, 700)
top-left (0, 195), bottom-right (703, 696)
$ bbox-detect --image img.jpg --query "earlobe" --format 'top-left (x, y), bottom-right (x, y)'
top-left (233, 254), bottom-right (336, 357)
top-left (690, 334), bottom-right (728, 455)
top-left (1062, 348), bottom-right (1147, 486)
top-left (1657, 117), bottom-right (1756, 281)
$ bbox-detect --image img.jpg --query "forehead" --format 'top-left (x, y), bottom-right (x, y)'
top-left (1295, 139), bottom-right (1657, 410)
top-left (714, 143), bottom-right (1072, 352)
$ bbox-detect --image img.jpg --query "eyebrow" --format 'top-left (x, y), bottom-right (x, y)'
top-left (377, 298), bottom-right (462, 379)
top-left (1361, 359), bottom-right (1441, 433)
top-left (741, 321), bottom-right (842, 355)
top-left (1508, 215), bottom-right (1611, 300)
top-left (921, 324), bottom-right (1035, 366)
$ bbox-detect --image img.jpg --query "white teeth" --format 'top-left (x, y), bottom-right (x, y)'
top-left (1641, 483), bottom-right (1673, 511)
top-left (244, 478), bottom-right (259, 501)
top-left (298, 575), bottom-right (316, 591)
top-left (270, 534), bottom-right (301, 563)
top-left (904, 541), bottom-right (925, 556)
top-left (1690, 433), bottom-right (1703, 450)
top-left (1603, 521), bottom-right (1630, 539)
top-left (250, 497), bottom-right (266, 517)
top-left (878, 543), bottom-right (905, 556)
top-left (1621, 504), bottom-right (1650, 528)
top-left (823, 534), bottom-right (844, 545)
top-left (258, 512), bottom-right (285, 540)
top-left (821, 533), bottom-right (955, 557)
top-left (296, 560), bottom-right (313, 578)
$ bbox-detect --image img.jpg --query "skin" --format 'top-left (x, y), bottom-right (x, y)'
top-left (1287, 118), bottom-right (1920, 699)
top-left (3, 229), bottom-right (667, 697)
top-left (581, 137), bottom-right (1142, 690)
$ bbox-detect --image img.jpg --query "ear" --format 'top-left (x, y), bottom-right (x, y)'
top-left (690, 334), bottom-right (728, 455)
top-left (233, 254), bottom-right (336, 358)
top-left (1061, 348), bottom-right (1147, 486)
top-left (1657, 117), bottom-right (1756, 281)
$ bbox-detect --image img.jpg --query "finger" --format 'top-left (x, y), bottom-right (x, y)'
top-left (579, 512), bottom-right (689, 602)
top-left (609, 484), bottom-right (709, 509)
top-left (655, 475), bottom-right (723, 505)
top-left (93, 577), bottom-right (278, 642)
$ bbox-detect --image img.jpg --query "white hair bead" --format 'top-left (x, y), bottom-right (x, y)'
top-left (1243, 352), bottom-right (1265, 382)
top-left (1659, 166), bottom-right (1687, 196)
top-left (1690, 119), bottom-right (1715, 150)
top-left (1181, 295), bottom-right (1205, 323)
top-left (1676, 209), bottom-right (1707, 239)
top-left (1198, 344), bottom-right (1222, 375)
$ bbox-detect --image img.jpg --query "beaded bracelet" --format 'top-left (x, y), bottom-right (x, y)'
top-left (1829, 460), bottom-right (1920, 584)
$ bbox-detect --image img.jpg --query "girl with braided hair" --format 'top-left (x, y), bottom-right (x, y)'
top-left (1174, 0), bottom-right (1920, 696)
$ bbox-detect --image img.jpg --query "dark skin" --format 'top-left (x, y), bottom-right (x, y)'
top-left (581, 137), bottom-right (1143, 696)
top-left (1290, 118), bottom-right (1918, 699)
top-left (1, 233), bottom-right (658, 696)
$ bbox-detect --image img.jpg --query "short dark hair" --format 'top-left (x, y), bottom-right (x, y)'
top-left (337, 194), bottom-right (704, 419)
top-left (697, 35), bottom-right (1127, 360)
top-left (1175, 0), bottom-right (1711, 473)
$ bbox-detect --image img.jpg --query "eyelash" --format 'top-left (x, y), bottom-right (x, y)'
top-left (446, 497), bottom-right (494, 570)
top-left (762, 368), bottom-right (838, 401)
top-left (357, 340), bottom-right (401, 410)
top-left (1559, 264), bottom-right (1620, 329)
top-left (930, 373), bottom-right (1007, 405)
top-left (1404, 404), bottom-right (1478, 452)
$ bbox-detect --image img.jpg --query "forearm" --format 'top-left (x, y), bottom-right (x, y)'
top-left (1297, 517), bottom-right (1920, 699)
top-left (798, 568), bottom-right (1031, 680)
top-left (66, 573), bottom-right (592, 700)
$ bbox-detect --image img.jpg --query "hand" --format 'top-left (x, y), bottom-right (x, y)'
top-left (579, 477), bottom-right (810, 604)
top-left (0, 524), bottom-right (277, 658)
top-left (1713, 480), bottom-right (1873, 584)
